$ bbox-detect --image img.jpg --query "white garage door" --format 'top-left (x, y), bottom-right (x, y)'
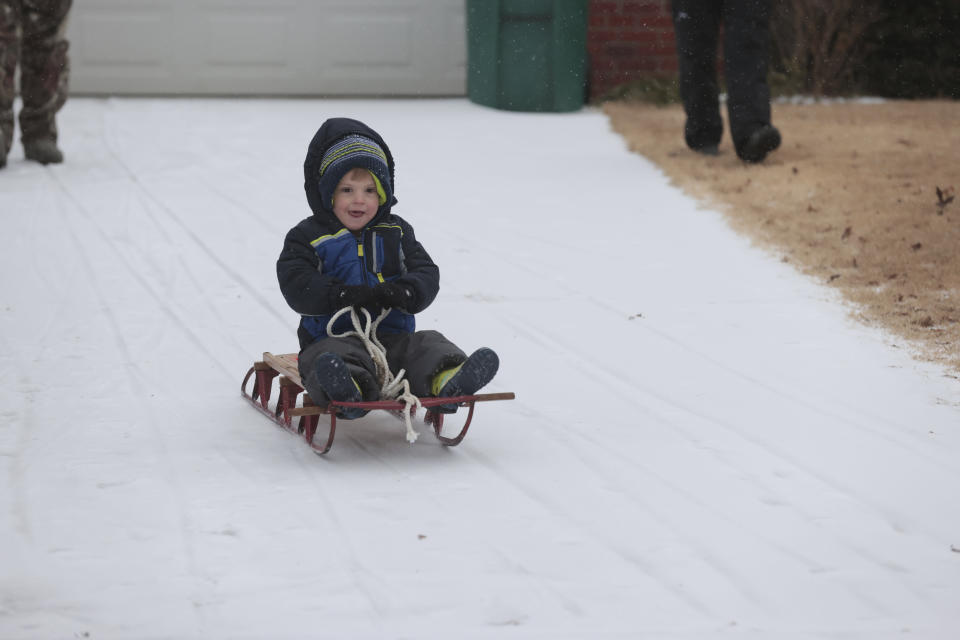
top-left (67, 0), bottom-right (466, 96)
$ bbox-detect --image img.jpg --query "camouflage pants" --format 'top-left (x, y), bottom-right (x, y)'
top-left (0, 0), bottom-right (71, 153)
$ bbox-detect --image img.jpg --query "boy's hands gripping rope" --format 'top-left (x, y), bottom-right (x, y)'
top-left (371, 282), bottom-right (414, 312)
top-left (332, 285), bottom-right (374, 311)
top-left (332, 282), bottom-right (414, 313)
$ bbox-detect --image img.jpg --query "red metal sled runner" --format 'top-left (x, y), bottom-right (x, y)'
top-left (241, 352), bottom-right (515, 454)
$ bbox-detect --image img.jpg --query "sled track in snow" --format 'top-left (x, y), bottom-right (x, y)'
top-left (100, 124), bottom-right (290, 331)
top-left (43, 169), bottom-right (207, 614)
top-left (45, 169), bottom-right (236, 380)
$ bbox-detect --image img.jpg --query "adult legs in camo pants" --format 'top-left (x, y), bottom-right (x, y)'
top-left (0, 0), bottom-right (72, 167)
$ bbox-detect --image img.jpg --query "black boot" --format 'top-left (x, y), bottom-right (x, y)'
top-left (692, 144), bottom-right (719, 156)
top-left (739, 125), bottom-right (781, 163)
top-left (311, 352), bottom-right (366, 420)
top-left (433, 348), bottom-right (499, 412)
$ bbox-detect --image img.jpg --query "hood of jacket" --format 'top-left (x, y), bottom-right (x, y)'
top-left (303, 117), bottom-right (397, 225)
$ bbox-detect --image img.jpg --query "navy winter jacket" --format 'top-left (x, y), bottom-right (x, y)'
top-left (277, 118), bottom-right (440, 349)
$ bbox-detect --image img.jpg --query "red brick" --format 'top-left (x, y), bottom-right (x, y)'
top-left (643, 40), bottom-right (677, 55)
top-left (640, 14), bottom-right (674, 29)
top-left (603, 42), bottom-right (643, 57)
top-left (589, 28), bottom-right (619, 41)
top-left (623, 0), bottom-right (663, 9)
top-left (656, 59), bottom-right (679, 73)
top-left (592, 1), bottom-right (618, 14)
top-left (657, 32), bottom-right (677, 47)
top-left (622, 3), bottom-right (668, 19)
top-left (632, 60), bottom-right (661, 73)
top-left (619, 29), bottom-right (662, 43)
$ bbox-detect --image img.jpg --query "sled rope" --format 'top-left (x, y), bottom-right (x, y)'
top-left (327, 306), bottom-right (422, 443)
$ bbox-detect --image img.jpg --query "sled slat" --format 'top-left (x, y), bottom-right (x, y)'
top-left (469, 392), bottom-right (515, 402)
top-left (263, 352), bottom-right (302, 386)
top-left (289, 405), bottom-right (327, 417)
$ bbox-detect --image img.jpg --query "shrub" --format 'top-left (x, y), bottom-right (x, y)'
top-left (858, 0), bottom-right (960, 98)
top-left (770, 0), bottom-right (883, 97)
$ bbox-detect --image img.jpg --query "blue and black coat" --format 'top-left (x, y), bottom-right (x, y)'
top-left (277, 118), bottom-right (440, 350)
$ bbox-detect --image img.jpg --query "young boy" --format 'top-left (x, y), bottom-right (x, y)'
top-left (277, 117), bottom-right (498, 419)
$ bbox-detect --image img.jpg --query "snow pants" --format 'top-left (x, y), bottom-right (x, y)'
top-left (0, 0), bottom-right (71, 153)
top-left (298, 330), bottom-right (468, 406)
top-left (670, 0), bottom-right (772, 156)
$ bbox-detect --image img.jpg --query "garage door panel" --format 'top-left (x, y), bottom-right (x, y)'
top-left (326, 15), bottom-right (413, 69)
top-left (67, 0), bottom-right (465, 96)
top-left (419, 3), bottom-right (467, 87)
top-left (73, 6), bottom-right (173, 71)
top-left (200, 13), bottom-right (290, 67)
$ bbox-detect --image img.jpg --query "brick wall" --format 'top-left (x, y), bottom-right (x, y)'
top-left (587, 0), bottom-right (678, 100)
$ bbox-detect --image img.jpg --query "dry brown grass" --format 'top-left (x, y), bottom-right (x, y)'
top-left (604, 99), bottom-right (960, 375)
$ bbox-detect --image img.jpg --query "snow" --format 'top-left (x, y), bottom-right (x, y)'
top-left (1, 97), bottom-right (959, 639)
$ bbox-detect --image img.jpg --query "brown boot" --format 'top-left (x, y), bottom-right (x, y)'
top-left (24, 138), bottom-right (64, 165)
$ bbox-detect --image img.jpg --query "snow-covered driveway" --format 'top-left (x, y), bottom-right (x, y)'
top-left (2, 98), bottom-right (958, 638)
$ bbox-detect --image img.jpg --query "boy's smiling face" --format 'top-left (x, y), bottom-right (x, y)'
top-left (332, 168), bottom-right (379, 232)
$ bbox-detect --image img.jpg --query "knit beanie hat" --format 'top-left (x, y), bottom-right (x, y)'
top-left (317, 134), bottom-right (392, 209)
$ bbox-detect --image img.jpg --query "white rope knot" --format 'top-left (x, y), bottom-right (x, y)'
top-left (326, 306), bottom-right (422, 443)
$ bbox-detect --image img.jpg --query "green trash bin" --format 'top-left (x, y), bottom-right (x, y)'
top-left (467, 0), bottom-right (588, 112)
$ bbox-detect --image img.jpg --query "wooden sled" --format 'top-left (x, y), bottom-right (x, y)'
top-left (241, 352), bottom-right (515, 455)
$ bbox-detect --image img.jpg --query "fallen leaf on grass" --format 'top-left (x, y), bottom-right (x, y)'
top-left (936, 186), bottom-right (955, 214)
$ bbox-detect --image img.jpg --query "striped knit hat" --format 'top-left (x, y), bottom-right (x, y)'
top-left (317, 134), bottom-right (392, 209)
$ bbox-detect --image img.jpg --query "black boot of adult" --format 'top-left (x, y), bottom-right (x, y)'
top-left (739, 125), bottom-right (781, 163)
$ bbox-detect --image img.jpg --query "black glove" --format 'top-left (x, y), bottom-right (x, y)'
top-left (372, 282), bottom-right (415, 312)
top-left (331, 285), bottom-right (374, 310)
